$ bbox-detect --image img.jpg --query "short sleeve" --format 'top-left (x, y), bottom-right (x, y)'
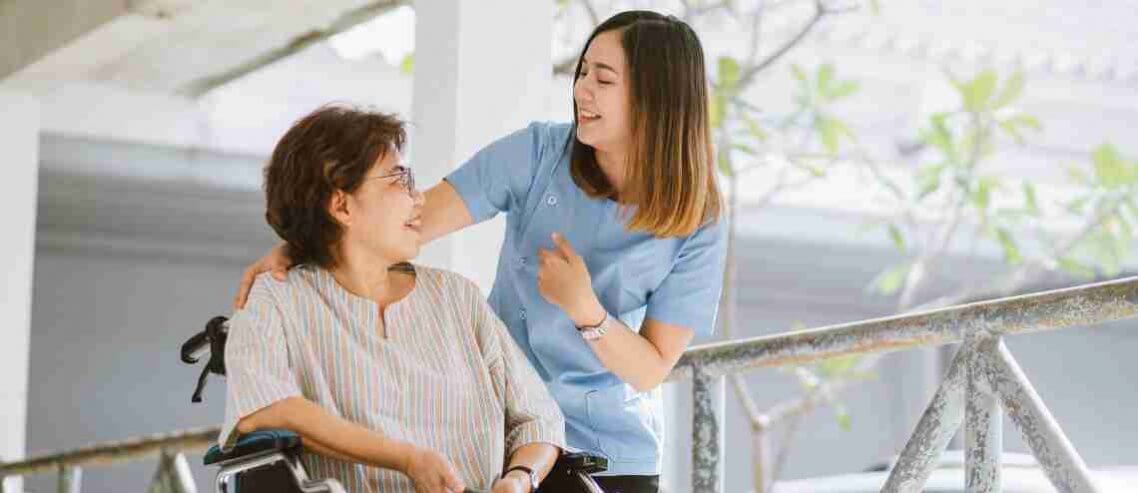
top-left (444, 122), bottom-right (554, 223)
top-left (464, 277), bottom-right (565, 454)
top-left (218, 276), bottom-right (302, 450)
top-left (644, 219), bottom-right (728, 338)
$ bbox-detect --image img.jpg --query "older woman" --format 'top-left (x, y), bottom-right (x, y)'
top-left (220, 105), bottom-right (564, 493)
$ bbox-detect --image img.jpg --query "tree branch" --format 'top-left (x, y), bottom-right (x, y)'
top-left (578, 0), bottom-right (600, 27)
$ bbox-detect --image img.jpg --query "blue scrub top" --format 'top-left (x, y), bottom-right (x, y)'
top-left (445, 122), bottom-right (727, 475)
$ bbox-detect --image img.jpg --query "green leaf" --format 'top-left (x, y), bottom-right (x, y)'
top-left (972, 176), bottom-right (999, 211)
top-left (710, 91), bottom-right (725, 129)
top-left (887, 223), bottom-right (906, 252)
top-left (717, 56), bottom-right (741, 92)
top-left (743, 115), bottom-right (769, 142)
top-left (924, 113), bottom-right (957, 163)
top-left (816, 117), bottom-right (852, 155)
top-left (962, 70), bottom-right (997, 112)
top-left (824, 80), bottom-right (860, 102)
top-left (872, 262), bottom-right (911, 296)
top-left (998, 120), bottom-right (1025, 145)
top-left (1057, 257), bottom-right (1096, 280)
top-left (1092, 143), bottom-right (1134, 188)
top-left (995, 227), bottom-right (1022, 265)
top-left (1023, 182), bottom-right (1040, 216)
top-left (1067, 195), bottom-right (1090, 215)
top-left (791, 64), bottom-right (809, 86)
top-left (817, 63), bottom-right (835, 96)
top-left (1007, 114), bottom-right (1042, 131)
top-left (835, 405), bottom-right (852, 432)
top-left (733, 143), bottom-right (758, 156)
top-left (990, 71), bottom-right (1025, 109)
top-left (818, 354), bottom-right (861, 378)
top-left (1088, 230), bottom-right (1123, 276)
top-left (1066, 165), bottom-right (1090, 185)
top-left (790, 159), bottom-right (826, 177)
top-left (917, 164), bottom-right (945, 199)
top-left (717, 147), bottom-right (733, 176)
top-left (399, 53), bottom-right (414, 75)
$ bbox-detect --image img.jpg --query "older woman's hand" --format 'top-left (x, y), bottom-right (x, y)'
top-left (405, 446), bottom-right (465, 493)
top-left (490, 473), bottom-right (528, 493)
top-left (233, 242), bottom-right (292, 309)
top-left (537, 233), bottom-right (606, 328)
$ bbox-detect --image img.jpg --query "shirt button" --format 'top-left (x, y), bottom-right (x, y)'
top-left (546, 195), bottom-right (558, 206)
top-left (519, 309), bottom-right (527, 320)
top-left (518, 256), bottom-right (527, 267)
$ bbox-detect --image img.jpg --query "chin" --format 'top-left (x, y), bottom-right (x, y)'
top-left (400, 244), bottom-right (420, 262)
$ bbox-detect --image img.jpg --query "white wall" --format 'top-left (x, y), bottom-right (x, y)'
top-left (0, 88), bottom-right (39, 493)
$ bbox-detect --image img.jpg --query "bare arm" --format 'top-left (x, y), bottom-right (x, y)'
top-left (234, 181), bottom-right (475, 309)
top-left (420, 181), bottom-right (476, 244)
top-left (578, 315), bottom-right (694, 392)
top-left (499, 442), bottom-right (558, 492)
top-left (236, 396), bottom-right (466, 492)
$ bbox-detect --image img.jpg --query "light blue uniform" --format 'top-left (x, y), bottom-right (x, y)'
top-left (445, 122), bottom-right (727, 475)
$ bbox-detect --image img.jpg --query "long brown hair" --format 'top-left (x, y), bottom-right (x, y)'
top-left (568, 11), bottom-right (721, 237)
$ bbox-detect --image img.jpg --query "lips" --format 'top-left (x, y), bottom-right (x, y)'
top-left (578, 108), bottom-right (601, 123)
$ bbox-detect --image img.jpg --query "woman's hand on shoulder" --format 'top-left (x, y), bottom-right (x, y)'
top-left (233, 242), bottom-right (292, 309)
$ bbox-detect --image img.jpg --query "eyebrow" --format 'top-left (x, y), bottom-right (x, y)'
top-left (583, 58), bottom-right (619, 75)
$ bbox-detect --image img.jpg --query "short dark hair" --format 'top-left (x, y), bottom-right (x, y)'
top-left (263, 104), bottom-right (407, 268)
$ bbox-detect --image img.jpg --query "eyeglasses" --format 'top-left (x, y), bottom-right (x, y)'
top-left (364, 165), bottom-right (415, 195)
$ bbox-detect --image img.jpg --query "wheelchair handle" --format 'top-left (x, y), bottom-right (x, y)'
top-left (180, 331), bottom-right (209, 364)
top-left (180, 316), bottom-right (229, 364)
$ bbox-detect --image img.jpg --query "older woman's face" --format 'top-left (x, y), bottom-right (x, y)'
top-left (339, 149), bottom-right (424, 264)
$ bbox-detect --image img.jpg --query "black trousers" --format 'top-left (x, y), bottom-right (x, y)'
top-left (539, 461), bottom-right (659, 493)
top-left (592, 475), bottom-right (659, 493)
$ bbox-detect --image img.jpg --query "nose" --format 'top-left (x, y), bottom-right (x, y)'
top-left (411, 186), bottom-right (425, 207)
top-left (573, 76), bottom-right (594, 105)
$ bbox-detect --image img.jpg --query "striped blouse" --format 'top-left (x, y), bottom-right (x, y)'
top-left (218, 264), bottom-right (565, 492)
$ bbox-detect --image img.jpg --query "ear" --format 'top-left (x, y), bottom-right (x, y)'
top-left (326, 189), bottom-right (352, 227)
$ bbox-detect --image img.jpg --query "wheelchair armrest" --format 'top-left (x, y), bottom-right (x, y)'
top-left (203, 429), bottom-right (301, 466)
top-left (560, 451), bottom-right (608, 475)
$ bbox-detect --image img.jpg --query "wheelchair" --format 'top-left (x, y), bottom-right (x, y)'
top-left (182, 316), bottom-right (608, 493)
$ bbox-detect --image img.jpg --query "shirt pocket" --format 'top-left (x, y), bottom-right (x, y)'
top-left (584, 383), bottom-right (660, 461)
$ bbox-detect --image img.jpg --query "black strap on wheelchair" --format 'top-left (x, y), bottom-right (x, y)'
top-left (189, 315), bottom-right (229, 403)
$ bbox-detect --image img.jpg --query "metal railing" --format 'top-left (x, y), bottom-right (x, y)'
top-left (1, 276), bottom-right (1135, 492)
top-left (670, 275), bottom-right (1138, 492)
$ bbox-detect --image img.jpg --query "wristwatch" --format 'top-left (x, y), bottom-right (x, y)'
top-left (505, 464), bottom-right (538, 492)
top-left (576, 311), bottom-right (610, 341)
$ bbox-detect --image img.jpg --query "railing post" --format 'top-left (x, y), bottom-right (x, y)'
top-left (691, 365), bottom-right (722, 493)
top-left (981, 340), bottom-right (1100, 492)
top-left (57, 464), bottom-right (81, 493)
top-left (752, 424), bottom-right (772, 493)
top-left (965, 338), bottom-right (1001, 493)
top-left (883, 346), bottom-right (967, 492)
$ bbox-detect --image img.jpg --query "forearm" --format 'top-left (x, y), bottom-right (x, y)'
top-left (421, 182), bottom-right (474, 244)
top-left (237, 396), bottom-right (415, 473)
top-left (505, 442), bottom-right (559, 483)
top-left (584, 316), bottom-right (674, 392)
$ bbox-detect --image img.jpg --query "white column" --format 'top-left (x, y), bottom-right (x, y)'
top-left (410, 0), bottom-right (552, 293)
top-left (0, 88), bottom-right (39, 493)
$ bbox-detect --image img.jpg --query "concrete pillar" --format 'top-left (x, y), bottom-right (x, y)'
top-left (410, 0), bottom-right (552, 293)
top-left (0, 88), bottom-right (39, 493)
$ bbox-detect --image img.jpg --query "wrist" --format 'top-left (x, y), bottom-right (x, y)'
top-left (504, 470), bottom-right (529, 489)
top-left (396, 442), bottom-right (419, 475)
top-left (569, 297), bottom-right (606, 328)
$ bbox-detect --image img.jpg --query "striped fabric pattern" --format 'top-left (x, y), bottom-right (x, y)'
top-left (219, 265), bottom-right (565, 492)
